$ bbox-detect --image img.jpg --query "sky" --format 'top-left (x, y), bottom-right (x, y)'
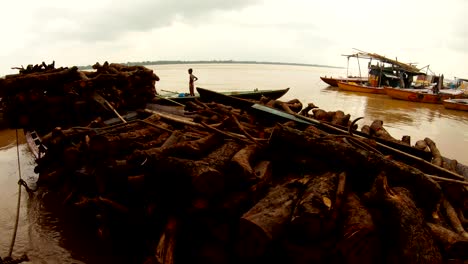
top-left (1, 0), bottom-right (467, 79)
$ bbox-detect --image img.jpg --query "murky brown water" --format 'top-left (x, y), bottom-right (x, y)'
top-left (0, 63), bottom-right (467, 263)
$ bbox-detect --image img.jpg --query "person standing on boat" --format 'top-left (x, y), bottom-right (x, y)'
top-left (188, 68), bottom-right (198, 96)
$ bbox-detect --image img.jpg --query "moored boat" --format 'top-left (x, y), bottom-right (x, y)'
top-left (337, 81), bottom-right (386, 94)
top-left (384, 87), bottom-right (463, 104)
top-left (442, 98), bottom-right (468, 111)
top-left (320, 76), bottom-right (367, 87)
top-left (153, 87), bottom-right (290, 105)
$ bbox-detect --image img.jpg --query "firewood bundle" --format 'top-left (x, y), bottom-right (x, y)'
top-left (0, 61), bottom-right (159, 132)
top-left (31, 99), bottom-right (468, 264)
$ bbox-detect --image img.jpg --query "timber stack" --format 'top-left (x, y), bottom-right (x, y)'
top-left (0, 61), bottom-right (159, 133)
top-left (1, 63), bottom-right (468, 264)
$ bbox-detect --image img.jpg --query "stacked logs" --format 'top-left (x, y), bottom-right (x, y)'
top-left (30, 98), bottom-right (468, 264)
top-left (298, 103), bottom-right (461, 170)
top-left (0, 61), bottom-right (159, 132)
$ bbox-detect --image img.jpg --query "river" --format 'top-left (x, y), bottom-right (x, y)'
top-left (0, 63), bottom-right (467, 263)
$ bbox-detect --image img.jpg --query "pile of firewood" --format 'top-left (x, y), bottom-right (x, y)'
top-left (30, 98), bottom-right (468, 264)
top-left (0, 61), bottom-right (159, 132)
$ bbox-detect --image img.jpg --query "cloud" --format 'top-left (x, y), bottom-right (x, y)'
top-left (30, 0), bottom-right (260, 42)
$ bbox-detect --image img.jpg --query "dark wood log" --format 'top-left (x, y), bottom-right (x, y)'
top-left (269, 124), bottom-right (442, 213)
top-left (249, 160), bottom-right (273, 201)
top-left (137, 140), bottom-right (242, 196)
top-left (236, 178), bottom-right (303, 260)
top-left (0, 66), bottom-right (81, 95)
top-left (441, 198), bottom-right (468, 238)
top-left (161, 130), bottom-right (185, 148)
top-left (203, 140), bottom-right (243, 171)
top-left (415, 140), bottom-right (428, 151)
top-left (337, 192), bottom-right (381, 264)
top-left (290, 172), bottom-right (338, 241)
top-left (230, 144), bottom-right (261, 183)
top-left (425, 137), bottom-right (443, 167)
top-left (331, 110), bottom-right (350, 127)
top-left (428, 222), bottom-right (468, 260)
top-left (155, 217), bottom-right (177, 264)
top-left (312, 108), bottom-right (331, 121)
top-left (298, 103), bottom-right (318, 117)
top-left (331, 171), bottom-right (347, 223)
top-left (281, 239), bottom-right (333, 264)
top-left (361, 124), bottom-right (371, 135)
top-left (366, 172), bottom-right (442, 264)
top-left (369, 120), bottom-right (405, 145)
top-left (401, 135), bottom-right (411, 145)
top-left (164, 133), bottom-right (223, 158)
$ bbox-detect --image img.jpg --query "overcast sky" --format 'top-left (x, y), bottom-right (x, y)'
top-left (1, 0), bottom-right (467, 79)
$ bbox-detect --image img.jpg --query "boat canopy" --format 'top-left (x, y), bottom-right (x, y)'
top-left (343, 50), bottom-right (424, 75)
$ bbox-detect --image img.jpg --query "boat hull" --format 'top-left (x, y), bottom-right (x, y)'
top-left (320, 76), bottom-right (367, 87)
top-left (443, 99), bottom-right (468, 111)
top-left (384, 87), bottom-right (462, 104)
top-left (337, 81), bottom-right (386, 94)
top-left (153, 87), bottom-right (290, 105)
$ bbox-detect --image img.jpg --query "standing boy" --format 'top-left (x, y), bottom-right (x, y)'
top-left (188, 68), bottom-right (198, 96)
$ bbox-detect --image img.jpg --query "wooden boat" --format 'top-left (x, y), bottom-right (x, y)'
top-left (384, 87), bottom-right (463, 104)
top-left (320, 76), bottom-right (367, 87)
top-left (442, 98), bottom-right (468, 111)
top-left (153, 87), bottom-right (290, 105)
top-left (337, 81), bottom-right (386, 94)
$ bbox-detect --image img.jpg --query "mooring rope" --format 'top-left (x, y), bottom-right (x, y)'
top-left (8, 129), bottom-right (23, 258)
top-left (3, 129), bottom-right (31, 263)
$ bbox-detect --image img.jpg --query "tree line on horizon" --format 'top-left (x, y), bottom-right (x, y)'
top-left (77, 60), bottom-right (342, 70)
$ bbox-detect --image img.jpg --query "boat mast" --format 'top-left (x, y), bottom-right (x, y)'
top-left (356, 54), bottom-right (362, 78)
top-left (346, 56), bottom-right (349, 77)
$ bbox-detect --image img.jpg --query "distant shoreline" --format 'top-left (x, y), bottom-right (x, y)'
top-left (78, 60), bottom-right (343, 70)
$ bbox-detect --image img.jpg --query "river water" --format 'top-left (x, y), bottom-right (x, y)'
top-left (0, 63), bottom-right (467, 263)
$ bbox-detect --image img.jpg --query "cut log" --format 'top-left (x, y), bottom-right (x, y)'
top-left (415, 140), bottom-right (428, 151)
top-left (237, 178), bottom-right (303, 260)
top-left (441, 198), bottom-right (468, 238)
top-left (155, 217), bottom-right (177, 264)
top-left (136, 140), bottom-right (241, 196)
top-left (369, 120), bottom-right (401, 144)
top-left (401, 135), bottom-right (411, 145)
top-left (251, 160), bottom-right (273, 194)
top-left (366, 172), bottom-right (442, 264)
top-left (161, 130), bottom-right (185, 148)
top-left (290, 172), bottom-right (338, 241)
top-left (230, 144), bottom-right (262, 183)
top-left (425, 137), bottom-right (443, 167)
top-left (298, 103), bottom-right (318, 117)
top-left (361, 124), bottom-right (371, 135)
top-left (162, 133), bottom-right (223, 158)
top-left (337, 192), bottom-right (381, 264)
top-left (331, 110), bottom-right (350, 127)
top-left (428, 222), bottom-right (468, 260)
top-left (312, 108), bottom-right (331, 121)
